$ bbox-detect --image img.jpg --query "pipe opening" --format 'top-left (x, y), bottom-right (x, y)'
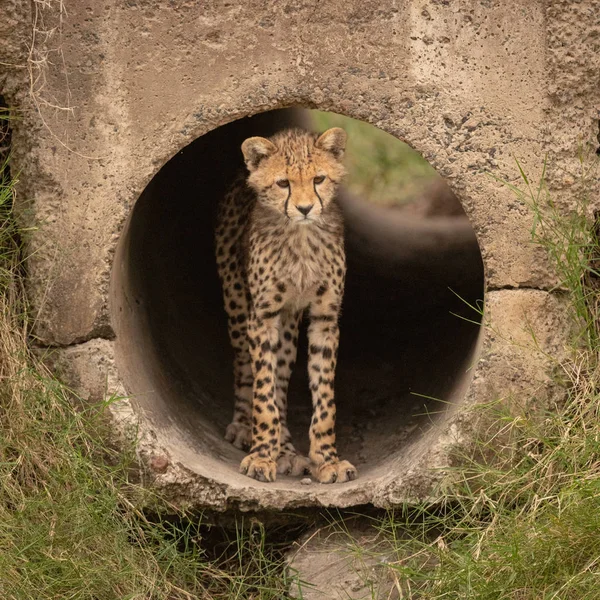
top-left (111, 108), bottom-right (484, 498)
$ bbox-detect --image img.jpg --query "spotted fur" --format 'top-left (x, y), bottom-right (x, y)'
top-left (215, 127), bottom-right (357, 484)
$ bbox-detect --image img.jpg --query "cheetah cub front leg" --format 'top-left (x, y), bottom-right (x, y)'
top-left (273, 309), bottom-right (311, 477)
top-left (240, 308), bottom-right (310, 482)
top-left (307, 289), bottom-right (357, 484)
top-left (238, 311), bottom-right (281, 482)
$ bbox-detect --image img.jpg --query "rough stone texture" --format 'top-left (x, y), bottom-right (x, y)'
top-left (0, 0), bottom-right (562, 346)
top-left (288, 523), bottom-right (398, 599)
top-left (0, 0), bottom-right (597, 511)
top-left (545, 2), bottom-right (600, 207)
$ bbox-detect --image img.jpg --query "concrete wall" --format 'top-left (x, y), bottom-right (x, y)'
top-left (0, 0), bottom-right (598, 511)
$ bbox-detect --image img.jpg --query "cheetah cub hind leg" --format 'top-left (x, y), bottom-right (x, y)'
top-left (313, 460), bottom-right (357, 484)
top-left (224, 422), bottom-right (251, 451)
top-left (276, 447), bottom-right (311, 477)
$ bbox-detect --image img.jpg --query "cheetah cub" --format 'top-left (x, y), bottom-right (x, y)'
top-left (215, 127), bottom-right (357, 484)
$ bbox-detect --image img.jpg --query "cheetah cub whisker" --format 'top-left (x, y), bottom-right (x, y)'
top-left (215, 127), bottom-right (357, 484)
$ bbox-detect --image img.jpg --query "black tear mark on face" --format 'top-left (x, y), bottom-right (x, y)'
top-left (314, 180), bottom-right (324, 209)
top-left (596, 120), bottom-right (600, 156)
top-left (284, 184), bottom-right (292, 218)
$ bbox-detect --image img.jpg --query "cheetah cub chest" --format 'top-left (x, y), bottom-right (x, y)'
top-left (215, 127), bottom-right (357, 485)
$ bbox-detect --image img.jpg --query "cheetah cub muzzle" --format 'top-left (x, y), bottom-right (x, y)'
top-left (215, 127), bottom-right (357, 484)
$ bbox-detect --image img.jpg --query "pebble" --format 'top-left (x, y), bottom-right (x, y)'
top-left (149, 455), bottom-right (170, 473)
top-left (300, 477), bottom-right (312, 485)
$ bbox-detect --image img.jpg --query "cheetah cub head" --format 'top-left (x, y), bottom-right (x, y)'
top-left (241, 127), bottom-right (347, 224)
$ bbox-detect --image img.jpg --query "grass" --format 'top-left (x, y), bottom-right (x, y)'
top-left (0, 110), bottom-right (199, 598)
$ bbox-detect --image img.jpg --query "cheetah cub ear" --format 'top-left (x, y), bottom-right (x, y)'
top-left (241, 136), bottom-right (277, 171)
top-left (316, 127), bottom-right (347, 160)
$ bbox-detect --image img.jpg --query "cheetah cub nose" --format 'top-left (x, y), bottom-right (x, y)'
top-left (297, 204), bottom-right (314, 216)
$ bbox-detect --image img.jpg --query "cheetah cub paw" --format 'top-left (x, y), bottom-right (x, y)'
top-left (276, 452), bottom-right (311, 477)
top-left (225, 422), bottom-right (251, 451)
top-left (314, 460), bottom-right (357, 484)
top-left (240, 453), bottom-right (277, 482)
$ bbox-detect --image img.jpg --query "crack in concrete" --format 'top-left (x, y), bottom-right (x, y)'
top-left (32, 333), bottom-right (115, 351)
top-left (487, 284), bottom-right (565, 293)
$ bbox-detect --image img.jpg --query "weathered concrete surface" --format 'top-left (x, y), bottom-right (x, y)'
top-left (288, 523), bottom-right (399, 599)
top-left (545, 2), bottom-right (600, 208)
top-left (0, 0), bottom-right (567, 346)
top-left (0, 0), bottom-right (597, 511)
